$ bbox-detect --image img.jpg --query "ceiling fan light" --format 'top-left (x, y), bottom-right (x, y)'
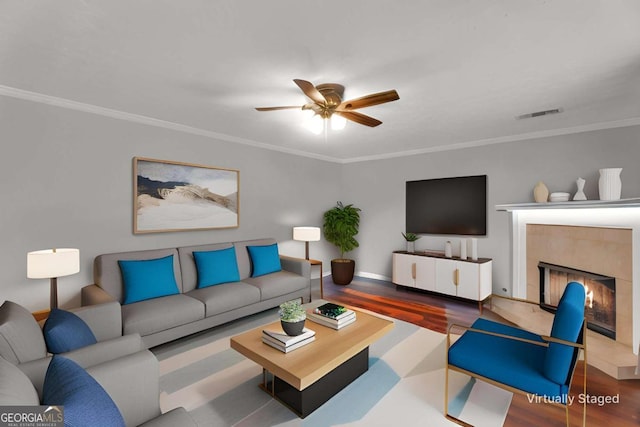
top-left (303, 114), bottom-right (324, 135)
top-left (331, 114), bottom-right (347, 130)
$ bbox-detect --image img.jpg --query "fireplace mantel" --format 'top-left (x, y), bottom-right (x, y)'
top-left (496, 203), bottom-right (640, 363)
top-left (496, 197), bottom-right (640, 211)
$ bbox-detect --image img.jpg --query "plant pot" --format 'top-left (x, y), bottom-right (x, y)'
top-left (281, 319), bottom-right (305, 336)
top-left (331, 259), bottom-right (355, 285)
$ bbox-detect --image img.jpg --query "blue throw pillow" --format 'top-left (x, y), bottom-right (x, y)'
top-left (247, 243), bottom-right (282, 277)
top-left (42, 355), bottom-right (125, 427)
top-left (118, 255), bottom-right (180, 305)
top-left (193, 247), bottom-right (241, 288)
top-left (43, 309), bottom-right (97, 354)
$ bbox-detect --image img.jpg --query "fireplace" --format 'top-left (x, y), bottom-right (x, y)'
top-left (539, 262), bottom-right (616, 340)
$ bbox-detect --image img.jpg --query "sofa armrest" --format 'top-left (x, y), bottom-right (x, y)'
top-left (17, 357), bottom-right (51, 400)
top-left (69, 301), bottom-right (123, 341)
top-left (280, 255), bottom-right (311, 279)
top-left (82, 284), bottom-right (118, 306)
top-left (88, 350), bottom-right (163, 427)
top-left (64, 333), bottom-right (145, 367)
top-left (18, 334), bottom-right (145, 400)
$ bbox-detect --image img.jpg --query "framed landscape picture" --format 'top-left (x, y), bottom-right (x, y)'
top-left (133, 157), bottom-right (239, 233)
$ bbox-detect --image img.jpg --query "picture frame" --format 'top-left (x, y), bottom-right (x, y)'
top-left (133, 157), bottom-right (239, 234)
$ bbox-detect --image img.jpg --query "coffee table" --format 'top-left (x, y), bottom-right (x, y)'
top-left (230, 305), bottom-right (394, 417)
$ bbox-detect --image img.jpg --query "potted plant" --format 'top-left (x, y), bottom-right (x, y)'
top-left (279, 300), bottom-right (306, 336)
top-left (402, 232), bottom-right (421, 252)
top-left (323, 201), bottom-right (361, 285)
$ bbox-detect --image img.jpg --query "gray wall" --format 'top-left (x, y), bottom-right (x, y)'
top-left (1, 92), bottom-right (638, 310)
top-left (0, 96), bottom-right (341, 310)
top-left (342, 125), bottom-right (640, 295)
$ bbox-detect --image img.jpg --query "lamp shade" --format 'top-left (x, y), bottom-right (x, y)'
top-left (27, 248), bottom-right (80, 279)
top-left (293, 227), bottom-right (321, 242)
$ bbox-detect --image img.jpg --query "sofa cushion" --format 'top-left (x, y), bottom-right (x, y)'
top-left (247, 243), bottom-right (282, 277)
top-left (118, 255), bottom-right (180, 305)
top-left (43, 355), bottom-right (125, 427)
top-left (43, 309), bottom-right (97, 354)
top-left (186, 282), bottom-right (261, 317)
top-left (121, 295), bottom-right (205, 337)
top-left (177, 243), bottom-right (235, 293)
top-left (0, 301), bottom-right (47, 364)
top-left (193, 247), bottom-right (241, 288)
top-left (543, 281), bottom-right (586, 385)
top-left (448, 318), bottom-right (566, 398)
top-left (244, 270), bottom-right (309, 300)
top-left (95, 248), bottom-right (182, 303)
top-left (233, 238), bottom-right (276, 279)
top-left (0, 355), bottom-right (39, 405)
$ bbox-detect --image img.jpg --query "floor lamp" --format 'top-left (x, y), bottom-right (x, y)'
top-left (293, 227), bottom-right (321, 260)
top-left (27, 248), bottom-right (80, 310)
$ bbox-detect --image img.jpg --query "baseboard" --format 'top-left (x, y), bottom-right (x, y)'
top-left (355, 271), bottom-right (392, 282)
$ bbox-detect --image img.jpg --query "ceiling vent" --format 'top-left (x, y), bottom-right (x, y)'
top-left (516, 108), bottom-right (563, 120)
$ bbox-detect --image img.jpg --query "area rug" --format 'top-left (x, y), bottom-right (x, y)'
top-left (152, 307), bottom-right (511, 427)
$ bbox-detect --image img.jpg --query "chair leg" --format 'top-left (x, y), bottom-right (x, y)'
top-left (444, 363), bottom-right (449, 417)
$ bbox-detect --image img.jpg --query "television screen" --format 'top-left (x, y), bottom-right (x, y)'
top-left (406, 175), bottom-right (487, 236)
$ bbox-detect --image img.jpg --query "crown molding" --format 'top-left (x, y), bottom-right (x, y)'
top-left (2, 84), bottom-right (639, 165)
top-left (0, 85), bottom-right (341, 163)
top-left (340, 117), bottom-right (640, 164)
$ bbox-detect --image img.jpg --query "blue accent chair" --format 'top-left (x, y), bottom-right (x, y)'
top-left (445, 281), bottom-right (587, 427)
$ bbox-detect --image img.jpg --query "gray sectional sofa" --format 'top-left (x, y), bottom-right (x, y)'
top-left (82, 238), bottom-right (311, 348)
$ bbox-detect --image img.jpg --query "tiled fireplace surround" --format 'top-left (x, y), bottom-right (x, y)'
top-left (493, 205), bottom-right (640, 379)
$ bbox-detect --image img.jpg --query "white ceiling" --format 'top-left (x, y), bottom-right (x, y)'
top-left (1, 1), bottom-right (639, 163)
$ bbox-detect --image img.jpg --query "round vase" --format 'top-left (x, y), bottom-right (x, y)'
top-left (445, 241), bottom-right (452, 258)
top-left (598, 168), bottom-right (622, 201)
top-left (281, 319), bottom-right (305, 336)
top-left (406, 241), bottom-right (415, 252)
top-left (533, 181), bottom-right (549, 203)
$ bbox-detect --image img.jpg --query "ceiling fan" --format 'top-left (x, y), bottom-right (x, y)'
top-left (256, 79), bottom-right (399, 128)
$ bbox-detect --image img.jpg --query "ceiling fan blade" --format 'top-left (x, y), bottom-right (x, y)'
top-left (255, 106), bottom-right (302, 111)
top-left (335, 111), bottom-right (382, 127)
top-left (293, 79), bottom-right (327, 105)
top-left (337, 90), bottom-right (399, 110)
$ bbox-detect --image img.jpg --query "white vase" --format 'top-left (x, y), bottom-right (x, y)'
top-left (469, 238), bottom-right (478, 261)
top-left (406, 241), bottom-right (415, 253)
top-left (459, 239), bottom-right (467, 260)
top-left (445, 241), bottom-right (452, 258)
top-left (598, 168), bottom-right (622, 200)
top-left (573, 177), bottom-right (587, 201)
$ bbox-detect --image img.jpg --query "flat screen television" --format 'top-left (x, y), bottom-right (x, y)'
top-left (406, 175), bottom-right (487, 236)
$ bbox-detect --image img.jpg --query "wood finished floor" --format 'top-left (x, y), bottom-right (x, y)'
top-left (322, 276), bottom-right (640, 427)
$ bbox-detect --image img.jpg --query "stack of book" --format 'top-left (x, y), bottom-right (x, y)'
top-left (307, 302), bottom-right (356, 330)
top-left (261, 327), bottom-right (315, 353)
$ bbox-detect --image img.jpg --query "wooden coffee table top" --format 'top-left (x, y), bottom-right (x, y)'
top-left (230, 306), bottom-right (394, 390)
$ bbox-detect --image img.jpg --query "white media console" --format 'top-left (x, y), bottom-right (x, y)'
top-left (392, 251), bottom-right (492, 313)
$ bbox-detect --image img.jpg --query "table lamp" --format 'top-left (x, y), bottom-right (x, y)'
top-left (27, 248), bottom-right (80, 310)
top-left (293, 227), bottom-right (321, 260)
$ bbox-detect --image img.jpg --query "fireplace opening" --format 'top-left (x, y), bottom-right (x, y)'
top-left (538, 262), bottom-right (616, 340)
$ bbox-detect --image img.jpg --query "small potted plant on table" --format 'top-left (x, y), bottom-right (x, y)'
top-left (402, 232), bottom-right (421, 252)
top-left (279, 300), bottom-right (306, 336)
